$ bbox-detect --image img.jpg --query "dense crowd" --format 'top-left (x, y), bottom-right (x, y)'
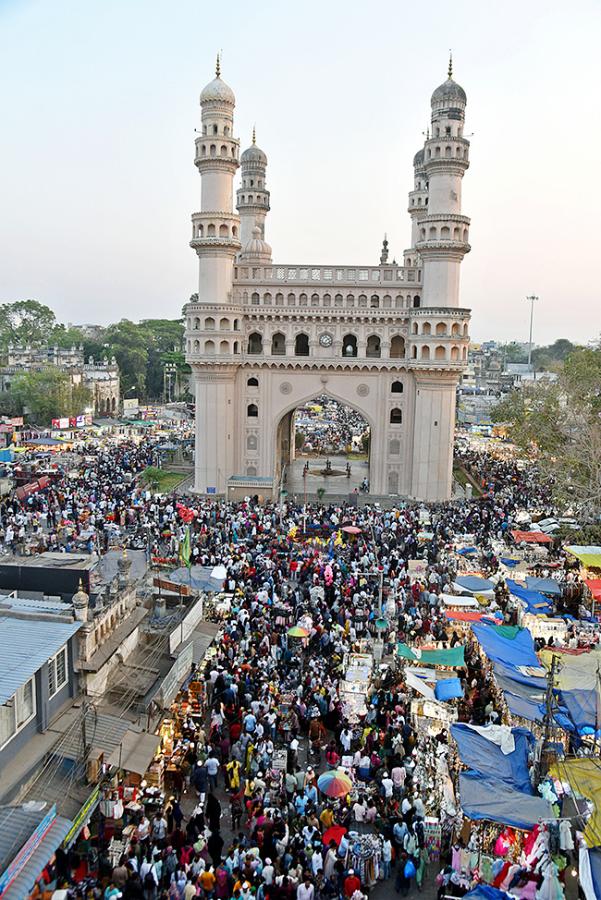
top-left (5, 431), bottom-right (586, 899)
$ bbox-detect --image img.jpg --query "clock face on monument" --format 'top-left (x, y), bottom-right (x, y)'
top-left (319, 333), bottom-right (333, 348)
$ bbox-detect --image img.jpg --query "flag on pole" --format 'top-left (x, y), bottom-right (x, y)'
top-left (179, 526), bottom-right (192, 568)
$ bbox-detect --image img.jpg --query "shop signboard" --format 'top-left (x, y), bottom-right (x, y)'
top-left (410, 698), bottom-right (458, 725)
top-left (408, 559), bottom-right (427, 577)
top-left (51, 417), bottom-right (70, 430)
top-left (0, 804), bottom-right (57, 895)
top-left (62, 786), bottom-right (100, 848)
top-left (158, 643), bottom-right (194, 706)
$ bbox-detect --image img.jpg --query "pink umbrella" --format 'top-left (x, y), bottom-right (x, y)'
top-left (342, 526), bottom-right (361, 535)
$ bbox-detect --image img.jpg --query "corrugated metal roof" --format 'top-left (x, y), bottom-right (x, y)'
top-left (57, 708), bottom-right (133, 762)
top-left (0, 617), bottom-right (82, 704)
top-left (0, 805), bottom-right (46, 873)
top-left (1, 814), bottom-right (72, 899)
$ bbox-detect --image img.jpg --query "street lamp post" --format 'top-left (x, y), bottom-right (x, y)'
top-left (526, 295), bottom-right (539, 372)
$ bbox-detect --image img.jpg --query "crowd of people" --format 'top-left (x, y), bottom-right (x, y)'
top-left (6, 427), bottom-right (590, 900)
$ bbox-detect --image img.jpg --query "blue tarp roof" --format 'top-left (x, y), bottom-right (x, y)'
top-left (455, 575), bottom-right (494, 592)
top-left (458, 771), bottom-right (553, 829)
top-left (526, 576), bottom-right (562, 596)
top-left (472, 623), bottom-right (540, 668)
top-left (506, 580), bottom-right (554, 614)
top-left (492, 659), bottom-right (546, 690)
top-left (451, 724), bottom-right (535, 793)
top-left (435, 677), bottom-right (463, 701)
top-left (561, 688), bottom-right (601, 734)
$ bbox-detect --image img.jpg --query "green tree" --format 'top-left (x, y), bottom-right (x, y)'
top-left (492, 345), bottom-right (601, 519)
top-left (0, 300), bottom-right (57, 351)
top-left (11, 369), bottom-right (71, 425)
top-left (104, 319), bottom-right (149, 397)
top-left (142, 319), bottom-right (185, 399)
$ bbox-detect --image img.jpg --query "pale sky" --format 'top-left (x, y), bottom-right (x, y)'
top-left (1, 0), bottom-right (599, 345)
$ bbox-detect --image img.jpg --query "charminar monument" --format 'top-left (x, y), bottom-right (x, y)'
top-left (185, 56), bottom-right (472, 501)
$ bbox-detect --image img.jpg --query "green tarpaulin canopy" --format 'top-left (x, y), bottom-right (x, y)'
top-left (396, 643), bottom-right (465, 667)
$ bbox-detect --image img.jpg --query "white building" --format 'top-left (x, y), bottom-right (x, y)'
top-left (185, 57), bottom-right (472, 501)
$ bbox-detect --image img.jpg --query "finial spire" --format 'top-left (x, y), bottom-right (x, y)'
top-left (448, 50), bottom-right (453, 80)
top-left (216, 52), bottom-right (221, 77)
top-left (252, 125), bottom-right (256, 145)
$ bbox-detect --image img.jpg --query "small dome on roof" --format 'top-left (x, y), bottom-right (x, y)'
top-left (200, 75), bottom-right (235, 106)
top-left (413, 148), bottom-right (425, 168)
top-left (241, 128), bottom-right (267, 165)
top-left (431, 77), bottom-right (467, 107)
top-left (242, 226), bottom-right (272, 260)
top-left (241, 144), bottom-right (267, 165)
top-left (200, 55), bottom-right (235, 106)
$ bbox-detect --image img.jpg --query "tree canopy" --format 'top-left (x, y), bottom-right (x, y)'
top-left (492, 345), bottom-right (601, 519)
top-left (8, 368), bottom-right (91, 426)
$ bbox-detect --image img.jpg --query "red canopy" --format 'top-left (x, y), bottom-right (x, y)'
top-left (510, 530), bottom-right (553, 544)
top-left (586, 579), bottom-right (601, 601)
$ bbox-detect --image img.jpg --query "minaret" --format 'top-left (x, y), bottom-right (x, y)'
top-left (190, 54), bottom-right (241, 299)
top-left (236, 127), bottom-right (271, 253)
top-left (407, 145), bottom-right (428, 250)
top-left (416, 54), bottom-right (470, 307)
top-left (379, 234), bottom-right (389, 265)
top-left (185, 57), bottom-right (242, 495)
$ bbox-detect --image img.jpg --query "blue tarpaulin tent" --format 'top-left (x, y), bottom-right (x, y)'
top-left (472, 623), bottom-right (541, 668)
top-left (526, 576), bottom-right (562, 596)
top-left (451, 724), bottom-right (535, 793)
top-left (506, 580), bottom-right (554, 614)
top-left (458, 772), bottom-right (553, 829)
top-left (455, 575), bottom-right (495, 592)
top-left (434, 677), bottom-right (463, 701)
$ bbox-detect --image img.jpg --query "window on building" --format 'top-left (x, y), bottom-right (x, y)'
top-left (391, 381), bottom-right (404, 393)
top-left (48, 646), bottom-right (68, 698)
top-left (247, 404), bottom-right (258, 418)
top-left (390, 408), bottom-right (403, 425)
top-left (0, 677), bottom-right (36, 748)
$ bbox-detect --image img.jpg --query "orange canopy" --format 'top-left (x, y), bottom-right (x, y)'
top-left (510, 530), bottom-right (553, 544)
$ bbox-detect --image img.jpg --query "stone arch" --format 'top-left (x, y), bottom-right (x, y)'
top-left (421, 345), bottom-right (430, 360)
top-left (422, 322), bottom-right (432, 335)
top-left (248, 332), bottom-right (263, 354)
top-left (390, 336), bottom-right (405, 358)
top-left (451, 322), bottom-right (460, 336)
top-left (219, 223), bottom-right (228, 237)
top-left (295, 333), bottom-right (310, 356)
top-left (220, 317), bottom-right (230, 330)
top-left (219, 340), bottom-right (229, 354)
top-left (342, 334), bottom-right (358, 357)
top-left (204, 339), bottom-right (215, 354)
top-left (450, 345), bottom-right (460, 361)
top-left (436, 322), bottom-right (447, 335)
top-left (366, 334), bottom-right (381, 358)
top-left (391, 380), bottom-right (403, 393)
top-left (271, 332), bottom-right (286, 355)
top-left (205, 316), bottom-right (215, 330)
top-left (247, 403), bottom-right (258, 418)
top-left (390, 408), bottom-right (402, 425)
top-left (388, 470), bottom-right (399, 493)
top-left (435, 345), bottom-right (446, 360)
top-left (247, 376), bottom-right (259, 387)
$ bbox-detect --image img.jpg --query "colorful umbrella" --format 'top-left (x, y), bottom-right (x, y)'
top-left (342, 526), bottom-right (361, 535)
top-left (375, 617), bottom-right (389, 630)
top-left (322, 824), bottom-right (347, 846)
top-left (287, 625), bottom-right (310, 638)
top-left (317, 769), bottom-right (352, 798)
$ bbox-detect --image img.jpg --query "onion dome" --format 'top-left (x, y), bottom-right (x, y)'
top-left (200, 54), bottom-right (235, 106)
top-left (242, 226), bottom-right (272, 260)
top-left (413, 148), bottom-right (425, 168)
top-left (241, 127), bottom-right (267, 165)
top-left (431, 53), bottom-right (466, 106)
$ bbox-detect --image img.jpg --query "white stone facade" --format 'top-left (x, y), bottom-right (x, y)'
top-left (185, 58), bottom-right (472, 501)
